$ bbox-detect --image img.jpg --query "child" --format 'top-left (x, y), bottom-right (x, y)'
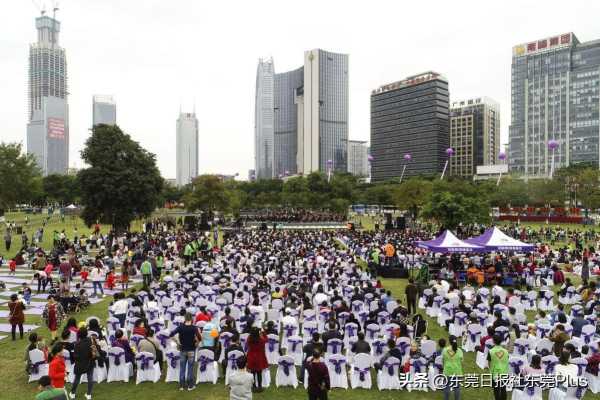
top-left (22, 283), bottom-right (32, 305)
top-left (78, 288), bottom-right (90, 308)
top-left (9, 258), bottom-right (17, 276)
top-left (80, 267), bottom-right (89, 287)
top-left (105, 270), bottom-right (116, 290)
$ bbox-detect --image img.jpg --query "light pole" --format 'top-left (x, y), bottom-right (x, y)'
top-left (497, 151), bottom-right (507, 186)
top-left (548, 139), bottom-right (559, 179)
top-left (399, 153), bottom-right (412, 183)
top-left (327, 159), bottom-right (333, 183)
top-left (441, 148), bottom-right (454, 180)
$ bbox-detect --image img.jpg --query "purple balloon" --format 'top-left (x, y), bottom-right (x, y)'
top-left (326, 159), bottom-right (333, 166)
top-left (367, 155), bottom-right (374, 162)
top-left (403, 153), bottom-right (412, 161)
top-left (498, 152), bottom-right (506, 161)
top-left (284, 170), bottom-right (289, 175)
top-left (548, 140), bottom-right (559, 150)
top-left (446, 148), bottom-right (454, 157)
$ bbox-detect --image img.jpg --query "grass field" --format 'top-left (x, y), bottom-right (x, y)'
top-left (0, 215), bottom-right (594, 399)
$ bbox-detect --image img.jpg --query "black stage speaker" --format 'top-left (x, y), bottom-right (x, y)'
top-left (384, 213), bottom-right (393, 230)
top-left (396, 216), bottom-right (406, 230)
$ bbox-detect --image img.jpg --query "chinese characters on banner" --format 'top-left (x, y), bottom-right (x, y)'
top-left (48, 118), bottom-right (65, 140)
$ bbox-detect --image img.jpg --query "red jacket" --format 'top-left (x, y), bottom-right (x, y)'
top-left (246, 335), bottom-right (268, 372)
top-left (49, 355), bottom-right (66, 388)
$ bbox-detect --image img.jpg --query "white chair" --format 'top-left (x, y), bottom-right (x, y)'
top-left (539, 291), bottom-right (555, 311)
top-left (350, 353), bottom-right (372, 389)
top-left (326, 354), bottom-right (349, 389)
top-left (265, 334), bottom-right (280, 365)
top-left (365, 323), bottom-right (380, 343)
top-left (512, 338), bottom-right (530, 359)
top-left (420, 339), bottom-right (437, 361)
top-left (508, 356), bottom-right (525, 377)
top-left (219, 331), bottom-right (234, 362)
top-left (327, 338), bottom-right (344, 355)
top-left (428, 355), bottom-right (443, 391)
top-left (463, 324), bottom-right (482, 352)
top-left (282, 324), bottom-right (298, 346)
top-left (514, 384), bottom-right (543, 400)
top-left (287, 336), bottom-right (304, 365)
top-left (581, 325), bottom-right (596, 345)
top-left (548, 385), bottom-right (587, 400)
top-left (541, 354), bottom-right (558, 375)
top-left (196, 348), bottom-right (219, 384)
top-left (377, 356), bottom-right (400, 390)
top-left (428, 295), bottom-right (443, 317)
top-left (302, 321), bottom-right (318, 343)
top-left (135, 351), bottom-right (161, 384)
top-left (522, 291), bottom-right (537, 311)
top-left (344, 323), bottom-right (359, 347)
top-left (586, 368), bottom-right (600, 394)
top-left (165, 349), bottom-right (180, 383)
top-left (224, 349), bottom-right (244, 385)
top-left (275, 355), bottom-right (298, 388)
top-left (407, 356), bottom-right (429, 391)
top-left (535, 338), bottom-right (553, 355)
top-left (396, 337), bottom-right (411, 364)
top-left (28, 349), bottom-right (48, 383)
top-left (107, 347), bottom-right (131, 383)
top-left (437, 303), bottom-right (454, 326)
top-left (81, 359), bottom-right (107, 383)
top-left (449, 312), bottom-right (468, 337)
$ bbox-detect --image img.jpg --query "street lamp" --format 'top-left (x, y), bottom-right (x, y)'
top-left (441, 148), bottom-right (454, 180)
top-left (399, 153), bottom-right (412, 184)
top-left (497, 151), bottom-right (507, 186)
top-left (326, 159), bottom-right (333, 183)
top-left (548, 139), bottom-right (559, 179)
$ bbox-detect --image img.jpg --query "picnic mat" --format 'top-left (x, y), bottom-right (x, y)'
top-left (0, 323), bottom-right (38, 333)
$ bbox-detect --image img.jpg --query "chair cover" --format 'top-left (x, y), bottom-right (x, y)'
top-left (275, 355), bottom-right (298, 388)
top-left (476, 339), bottom-right (494, 369)
top-left (28, 349), bottom-right (49, 383)
top-left (463, 324), bottom-right (482, 352)
top-left (265, 334), bottom-right (280, 365)
top-left (62, 349), bottom-right (74, 383)
top-left (165, 349), bottom-right (181, 383)
top-left (377, 356), bottom-right (400, 390)
top-left (350, 353), bottom-right (372, 389)
top-left (286, 336), bottom-right (304, 365)
top-left (407, 356), bottom-right (429, 391)
top-left (428, 355), bottom-right (443, 391)
top-left (327, 338), bottom-right (343, 355)
top-left (326, 354), bottom-right (349, 389)
top-left (196, 348), bottom-right (219, 384)
top-left (224, 350), bottom-right (244, 385)
top-left (371, 339), bottom-right (387, 363)
top-left (135, 351), bottom-right (160, 384)
top-left (107, 347), bottom-right (131, 383)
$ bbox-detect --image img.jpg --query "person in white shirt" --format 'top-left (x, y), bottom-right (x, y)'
top-left (554, 350), bottom-right (579, 387)
top-left (112, 293), bottom-right (129, 328)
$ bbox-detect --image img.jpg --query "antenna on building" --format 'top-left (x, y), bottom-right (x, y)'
top-left (51, 1), bottom-right (59, 48)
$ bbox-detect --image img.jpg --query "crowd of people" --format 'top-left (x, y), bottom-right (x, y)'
top-left (2, 217), bottom-right (599, 400)
top-left (241, 209), bottom-right (346, 223)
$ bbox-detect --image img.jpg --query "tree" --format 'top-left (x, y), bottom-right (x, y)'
top-left (78, 125), bottom-right (163, 231)
top-left (488, 178), bottom-right (529, 207)
top-left (0, 142), bottom-right (42, 213)
top-left (42, 174), bottom-right (80, 205)
top-left (527, 179), bottom-right (564, 206)
top-left (184, 175), bottom-right (230, 213)
top-left (393, 177), bottom-right (433, 218)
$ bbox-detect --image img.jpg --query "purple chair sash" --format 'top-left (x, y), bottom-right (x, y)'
top-left (328, 341), bottom-right (341, 354)
top-left (575, 363), bottom-right (586, 375)
top-left (267, 338), bottom-right (278, 352)
top-left (544, 361), bottom-right (557, 374)
top-left (412, 359), bottom-right (424, 373)
top-left (433, 299), bottom-right (442, 308)
top-left (509, 360), bottom-right (523, 374)
top-left (373, 342), bottom-right (385, 355)
top-left (398, 342), bottom-right (410, 355)
top-left (383, 360), bottom-right (398, 376)
top-left (538, 327), bottom-right (549, 338)
top-left (138, 354), bottom-right (151, 370)
top-left (515, 343), bottom-right (527, 355)
top-left (354, 366), bottom-right (369, 382)
top-left (576, 386), bottom-right (585, 399)
top-left (433, 362), bottom-right (443, 373)
top-left (469, 331), bottom-right (479, 343)
top-left (227, 354), bottom-right (239, 369)
top-left (582, 332), bottom-right (593, 344)
top-left (108, 320), bottom-right (119, 331)
top-left (198, 355), bottom-right (212, 372)
top-left (366, 327), bottom-right (379, 339)
top-left (346, 325), bottom-right (357, 337)
top-left (221, 335), bottom-right (232, 349)
top-left (330, 359), bottom-right (345, 374)
top-left (112, 352), bottom-right (123, 366)
top-left (278, 359), bottom-right (294, 376)
top-left (478, 316), bottom-right (487, 326)
top-left (30, 360), bottom-right (45, 374)
top-left (166, 353), bottom-right (180, 369)
top-left (305, 326), bottom-right (317, 336)
top-left (456, 315), bottom-right (467, 325)
top-left (283, 325), bottom-right (295, 337)
top-left (157, 334), bottom-right (168, 348)
top-left (289, 339), bottom-right (301, 353)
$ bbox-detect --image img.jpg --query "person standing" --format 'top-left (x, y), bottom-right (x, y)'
top-left (140, 257), bottom-right (152, 288)
top-left (42, 295), bottom-right (66, 343)
top-left (305, 349), bottom-right (330, 400)
top-left (229, 356), bottom-right (254, 400)
top-left (58, 257), bottom-right (71, 287)
top-left (4, 230), bottom-right (11, 252)
top-left (8, 293), bottom-right (25, 340)
top-left (70, 327), bottom-right (95, 400)
top-left (90, 264), bottom-right (105, 298)
top-left (169, 313), bottom-right (201, 391)
top-left (487, 334), bottom-right (509, 400)
top-left (442, 336), bottom-right (463, 400)
top-left (405, 278), bottom-right (418, 315)
top-left (48, 343), bottom-right (66, 390)
top-left (581, 257), bottom-right (590, 285)
top-left (246, 327), bottom-right (268, 393)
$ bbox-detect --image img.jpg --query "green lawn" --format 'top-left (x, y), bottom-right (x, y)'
top-left (0, 217), bottom-right (595, 399)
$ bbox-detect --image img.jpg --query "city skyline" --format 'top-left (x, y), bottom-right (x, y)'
top-left (2, 1), bottom-right (600, 179)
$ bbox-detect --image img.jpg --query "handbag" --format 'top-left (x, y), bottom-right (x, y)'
top-left (90, 337), bottom-right (99, 360)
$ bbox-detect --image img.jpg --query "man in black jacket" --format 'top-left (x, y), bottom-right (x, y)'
top-left (321, 322), bottom-right (343, 349)
top-left (169, 313), bottom-right (201, 391)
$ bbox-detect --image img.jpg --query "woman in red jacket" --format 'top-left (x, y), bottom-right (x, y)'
top-left (48, 344), bottom-right (66, 389)
top-left (245, 326), bottom-right (268, 392)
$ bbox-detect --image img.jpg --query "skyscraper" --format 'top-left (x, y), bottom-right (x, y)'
top-left (176, 111), bottom-right (199, 187)
top-left (254, 49), bottom-right (349, 177)
top-left (26, 12), bottom-right (69, 175)
top-left (347, 140), bottom-right (369, 177)
top-left (254, 58), bottom-right (275, 179)
top-left (274, 67), bottom-right (303, 177)
top-left (450, 97), bottom-right (500, 177)
top-left (509, 33), bottom-right (600, 176)
top-left (370, 72), bottom-right (449, 182)
top-left (92, 95), bottom-right (116, 126)
top-left (297, 49), bottom-right (349, 175)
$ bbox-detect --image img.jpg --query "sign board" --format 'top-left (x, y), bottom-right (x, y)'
top-left (513, 33), bottom-right (573, 57)
top-left (476, 164), bottom-right (508, 175)
top-left (48, 118), bottom-right (65, 139)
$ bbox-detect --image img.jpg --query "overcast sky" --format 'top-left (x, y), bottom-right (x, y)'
top-left (2, 0), bottom-right (600, 179)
